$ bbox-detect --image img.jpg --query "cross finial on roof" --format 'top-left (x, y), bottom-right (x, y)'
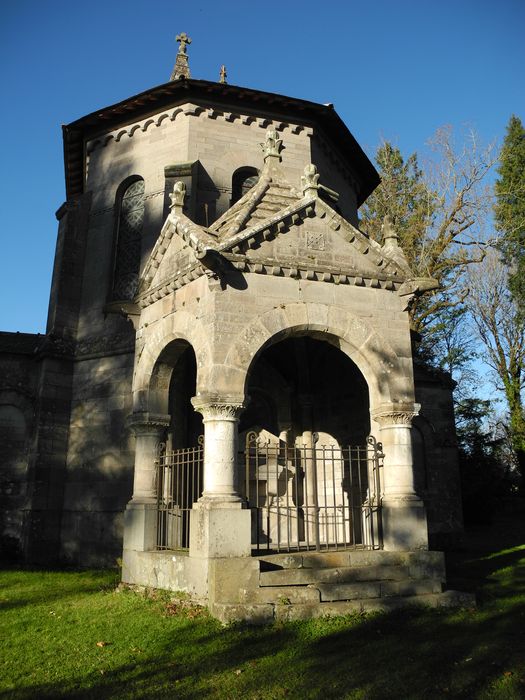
top-left (219, 65), bottom-right (227, 84)
top-left (171, 32), bottom-right (192, 80)
top-left (176, 32), bottom-right (192, 55)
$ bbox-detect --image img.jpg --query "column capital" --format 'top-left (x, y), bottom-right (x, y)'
top-left (191, 395), bottom-right (245, 421)
top-left (372, 403), bottom-right (420, 427)
top-left (126, 411), bottom-right (171, 434)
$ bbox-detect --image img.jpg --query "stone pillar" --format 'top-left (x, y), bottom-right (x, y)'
top-left (122, 412), bottom-right (170, 553)
top-left (189, 396), bottom-right (251, 558)
top-left (372, 403), bottom-right (428, 551)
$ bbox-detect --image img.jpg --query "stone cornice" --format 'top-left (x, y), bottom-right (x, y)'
top-left (137, 253), bottom-right (404, 310)
top-left (86, 103), bottom-right (312, 156)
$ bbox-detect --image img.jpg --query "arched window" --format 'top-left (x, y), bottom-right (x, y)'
top-left (231, 167), bottom-right (259, 205)
top-left (110, 177), bottom-right (144, 301)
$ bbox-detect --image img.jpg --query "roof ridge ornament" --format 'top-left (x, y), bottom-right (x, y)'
top-left (301, 164), bottom-right (320, 197)
top-left (382, 214), bottom-right (399, 245)
top-left (170, 32), bottom-right (192, 81)
top-left (261, 129), bottom-right (284, 162)
top-left (169, 181), bottom-right (186, 215)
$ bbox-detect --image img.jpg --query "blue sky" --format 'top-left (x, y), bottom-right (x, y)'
top-left (1, 0), bottom-right (524, 334)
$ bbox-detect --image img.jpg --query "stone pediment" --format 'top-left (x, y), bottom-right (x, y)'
top-left (213, 196), bottom-right (410, 283)
top-left (139, 188), bottom-right (218, 293)
top-left (137, 131), bottom-right (436, 308)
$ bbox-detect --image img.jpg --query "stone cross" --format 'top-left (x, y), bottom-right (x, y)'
top-left (176, 32), bottom-right (192, 55)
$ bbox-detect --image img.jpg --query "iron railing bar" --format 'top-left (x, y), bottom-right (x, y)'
top-left (330, 444), bottom-right (337, 550)
top-left (321, 446), bottom-right (328, 551)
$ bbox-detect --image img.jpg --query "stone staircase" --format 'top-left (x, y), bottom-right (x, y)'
top-left (210, 550), bottom-right (475, 623)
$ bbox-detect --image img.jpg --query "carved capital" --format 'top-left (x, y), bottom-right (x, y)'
top-left (191, 396), bottom-right (245, 421)
top-left (372, 403), bottom-right (420, 427)
top-left (126, 411), bottom-right (171, 435)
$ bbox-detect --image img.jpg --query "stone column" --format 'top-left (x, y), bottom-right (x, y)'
top-left (372, 403), bottom-right (428, 551)
top-left (122, 412), bottom-right (170, 553)
top-left (189, 396), bottom-right (251, 558)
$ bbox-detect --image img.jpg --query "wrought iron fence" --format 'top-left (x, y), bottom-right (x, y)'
top-left (155, 437), bottom-right (203, 550)
top-left (243, 433), bottom-right (383, 553)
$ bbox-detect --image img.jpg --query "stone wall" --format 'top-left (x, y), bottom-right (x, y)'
top-left (0, 333), bottom-right (41, 560)
top-left (60, 347), bottom-right (135, 565)
top-left (414, 362), bottom-right (463, 547)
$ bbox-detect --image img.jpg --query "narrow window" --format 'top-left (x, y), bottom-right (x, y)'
top-left (110, 178), bottom-right (144, 301)
top-left (231, 167), bottom-right (259, 205)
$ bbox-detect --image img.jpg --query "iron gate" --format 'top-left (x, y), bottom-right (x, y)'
top-left (244, 432), bottom-right (383, 553)
top-left (155, 437), bottom-right (203, 550)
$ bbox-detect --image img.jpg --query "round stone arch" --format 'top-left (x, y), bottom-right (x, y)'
top-left (217, 302), bottom-right (413, 412)
top-left (132, 310), bottom-right (212, 414)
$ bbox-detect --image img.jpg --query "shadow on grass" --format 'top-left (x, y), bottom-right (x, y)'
top-left (3, 511), bottom-right (525, 700)
top-left (0, 568), bottom-right (119, 612)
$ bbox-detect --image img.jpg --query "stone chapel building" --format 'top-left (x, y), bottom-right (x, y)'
top-left (0, 38), bottom-right (467, 620)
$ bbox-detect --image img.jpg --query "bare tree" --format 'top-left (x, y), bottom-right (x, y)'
top-left (467, 249), bottom-right (525, 487)
top-left (360, 126), bottom-right (498, 334)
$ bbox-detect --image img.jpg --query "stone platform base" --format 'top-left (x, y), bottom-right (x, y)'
top-left (122, 549), bottom-right (475, 624)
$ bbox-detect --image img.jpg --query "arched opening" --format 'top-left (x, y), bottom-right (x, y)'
top-left (110, 176), bottom-right (144, 302)
top-left (149, 341), bottom-right (203, 550)
top-left (240, 335), bottom-right (380, 552)
top-left (240, 336), bottom-right (370, 440)
top-left (231, 167), bottom-right (259, 205)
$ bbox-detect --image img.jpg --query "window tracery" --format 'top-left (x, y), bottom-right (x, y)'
top-left (111, 178), bottom-right (144, 301)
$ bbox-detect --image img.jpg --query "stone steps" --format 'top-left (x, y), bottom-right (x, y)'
top-left (259, 564), bottom-right (413, 586)
top-left (212, 590), bottom-right (476, 625)
top-left (208, 550), bottom-right (474, 624)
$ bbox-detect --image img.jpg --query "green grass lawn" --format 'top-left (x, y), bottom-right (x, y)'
top-left (1, 510), bottom-right (524, 699)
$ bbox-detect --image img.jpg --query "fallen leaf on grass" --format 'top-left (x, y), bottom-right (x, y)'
top-left (96, 641), bottom-right (110, 647)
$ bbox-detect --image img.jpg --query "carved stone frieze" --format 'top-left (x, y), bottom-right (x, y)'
top-left (306, 230), bottom-right (325, 250)
top-left (37, 334), bottom-right (75, 359)
top-left (75, 332), bottom-right (135, 358)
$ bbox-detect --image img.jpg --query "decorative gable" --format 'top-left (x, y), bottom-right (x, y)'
top-left (137, 131), bottom-right (437, 309)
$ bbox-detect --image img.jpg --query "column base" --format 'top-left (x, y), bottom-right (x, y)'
top-left (189, 501), bottom-right (251, 559)
top-left (381, 496), bottom-right (428, 551)
top-left (122, 500), bottom-right (158, 553)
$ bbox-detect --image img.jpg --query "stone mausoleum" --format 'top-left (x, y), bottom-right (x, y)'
top-left (0, 38), bottom-right (468, 621)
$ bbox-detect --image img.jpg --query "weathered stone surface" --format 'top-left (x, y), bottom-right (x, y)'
top-left (316, 582), bottom-right (382, 601)
top-left (0, 58), bottom-right (466, 627)
top-left (259, 564), bottom-right (411, 587)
